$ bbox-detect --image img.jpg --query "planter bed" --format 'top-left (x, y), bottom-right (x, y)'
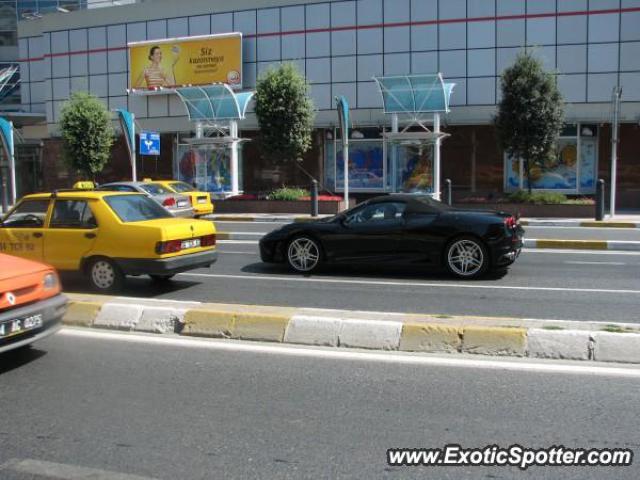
top-left (453, 202), bottom-right (595, 218)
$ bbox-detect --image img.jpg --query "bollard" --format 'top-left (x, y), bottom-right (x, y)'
top-left (444, 178), bottom-right (452, 206)
top-left (311, 179), bottom-right (319, 217)
top-left (595, 178), bottom-right (605, 221)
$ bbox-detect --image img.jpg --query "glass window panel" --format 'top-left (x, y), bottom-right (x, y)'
top-left (588, 43), bottom-right (619, 73)
top-left (384, 0), bottom-right (409, 23)
top-left (384, 26), bottom-right (410, 53)
top-left (357, 0), bottom-right (382, 25)
top-left (468, 21), bottom-right (495, 49)
top-left (411, 24), bottom-right (437, 51)
top-left (336, 141), bottom-right (385, 190)
top-left (468, 49), bottom-right (495, 76)
top-left (440, 23), bottom-right (466, 50)
top-left (557, 45), bottom-right (586, 74)
top-left (557, 16), bottom-right (586, 44)
top-left (358, 28), bottom-right (382, 54)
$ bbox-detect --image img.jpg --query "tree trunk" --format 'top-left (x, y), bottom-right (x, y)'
top-left (524, 156), bottom-right (532, 194)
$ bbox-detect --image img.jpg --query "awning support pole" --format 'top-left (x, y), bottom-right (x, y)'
top-left (391, 113), bottom-right (399, 192)
top-left (230, 120), bottom-right (240, 196)
top-left (433, 112), bottom-right (441, 201)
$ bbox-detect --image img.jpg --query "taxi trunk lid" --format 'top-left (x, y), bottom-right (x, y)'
top-left (140, 218), bottom-right (214, 241)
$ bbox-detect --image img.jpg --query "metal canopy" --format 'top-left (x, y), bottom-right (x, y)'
top-left (373, 74), bottom-right (455, 114)
top-left (175, 84), bottom-right (254, 122)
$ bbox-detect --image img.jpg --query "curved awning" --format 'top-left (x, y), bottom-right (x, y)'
top-left (373, 74), bottom-right (455, 114)
top-left (175, 84), bottom-right (254, 122)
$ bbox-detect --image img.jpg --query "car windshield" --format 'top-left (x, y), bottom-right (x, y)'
top-left (140, 183), bottom-right (172, 195)
top-left (104, 194), bottom-right (172, 222)
top-left (169, 182), bottom-right (195, 193)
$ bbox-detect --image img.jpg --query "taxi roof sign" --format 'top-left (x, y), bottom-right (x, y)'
top-left (73, 181), bottom-right (96, 190)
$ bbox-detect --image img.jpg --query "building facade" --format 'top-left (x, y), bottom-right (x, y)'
top-left (12, 0), bottom-right (640, 206)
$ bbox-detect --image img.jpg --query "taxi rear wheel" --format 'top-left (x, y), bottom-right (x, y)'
top-left (87, 257), bottom-right (124, 293)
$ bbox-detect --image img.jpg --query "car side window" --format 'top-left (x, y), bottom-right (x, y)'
top-left (345, 202), bottom-right (406, 225)
top-left (50, 200), bottom-right (98, 229)
top-left (1, 199), bottom-right (50, 228)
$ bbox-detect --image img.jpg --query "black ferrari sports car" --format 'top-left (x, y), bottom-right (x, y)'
top-left (259, 194), bottom-right (524, 279)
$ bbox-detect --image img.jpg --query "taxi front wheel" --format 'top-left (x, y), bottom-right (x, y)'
top-left (87, 257), bottom-right (125, 293)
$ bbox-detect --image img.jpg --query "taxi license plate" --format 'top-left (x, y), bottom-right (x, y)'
top-left (0, 313), bottom-right (43, 339)
top-left (197, 198), bottom-right (207, 204)
top-left (181, 239), bottom-right (201, 250)
top-left (177, 200), bottom-right (188, 208)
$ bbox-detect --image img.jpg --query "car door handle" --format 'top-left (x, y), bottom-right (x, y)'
top-left (85, 232), bottom-right (96, 239)
top-left (33, 232), bottom-right (43, 238)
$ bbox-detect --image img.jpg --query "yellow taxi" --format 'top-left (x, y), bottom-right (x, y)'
top-left (148, 180), bottom-right (214, 217)
top-left (0, 190), bottom-right (217, 293)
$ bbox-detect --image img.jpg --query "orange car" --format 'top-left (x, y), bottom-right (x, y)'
top-left (0, 253), bottom-right (67, 354)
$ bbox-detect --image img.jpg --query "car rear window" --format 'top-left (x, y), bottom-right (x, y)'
top-left (169, 182), bottom-right (195, 193)
top-left (140, 183), bottom-right (172, 195)
top-left (104, 194), bottom-right (172, 222)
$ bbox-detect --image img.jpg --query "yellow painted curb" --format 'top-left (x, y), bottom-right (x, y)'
top-left (462, 326), bottom-right (527, 356)
top-left (519, 220), bottom-right (529, 226)
top-left (535, 239), bottom-right (607, 250)
top-left (294, 217), bottom-right (316, 223)
top-left (399, 323), bottom-right (462, 353)
top-left (182, 309), bottom-right (235, 338)
top-left (62, 301), bottom-right (103, 327)
top-left (579, 221), bottom-right (636, 228)
top-left (216, 232), bottom-right (231, 240)
top-left (233, 313), bottom-right (291, 342)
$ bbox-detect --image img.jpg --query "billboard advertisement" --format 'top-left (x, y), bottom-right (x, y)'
top-left (128, 33), bottom-right (242, 91)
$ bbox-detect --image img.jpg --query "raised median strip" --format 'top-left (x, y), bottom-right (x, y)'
top-left (521, 220), bottom-right (639, 229)
top-left (61, 294), bottom-right (640, 364)
top-left (523, 238), bottom-right (640, 251)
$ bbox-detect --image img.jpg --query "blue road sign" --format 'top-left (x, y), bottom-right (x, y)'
top-left (139, 131), bottom-right (160, 156)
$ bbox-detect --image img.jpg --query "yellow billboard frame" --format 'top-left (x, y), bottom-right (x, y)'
top-left (127, 32), bottom-right (243, 94)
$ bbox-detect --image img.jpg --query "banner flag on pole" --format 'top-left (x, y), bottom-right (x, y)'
top-left (0, 117), bottom-right (16, 204)
top-left (115, 108), bottom-right (137, 181)
top-left (335, 96), bottom-right (350, 206)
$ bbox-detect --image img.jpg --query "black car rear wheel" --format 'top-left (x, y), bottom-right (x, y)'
top-left (286, 236), bottom-right (322, 273)
top-left (445, 236), bottom-right (489, 279)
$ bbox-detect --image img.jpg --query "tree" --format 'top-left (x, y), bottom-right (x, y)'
top-left (254, 63), bottom-right (315, 165)
top-left (495, 51), bottom-right (564, 193)
top-left (59, 92), bottom-right (115, 180)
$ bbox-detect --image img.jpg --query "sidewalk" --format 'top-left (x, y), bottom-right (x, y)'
top-left (63, 293), bottom-right (640, 364)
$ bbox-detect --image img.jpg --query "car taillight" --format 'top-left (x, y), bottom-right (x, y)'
top-left (156, 240), bottom-right (182, 254)
top-left (504, 216), bottom-right (517, 229)
top-left (201, 234), bottom-right (216, 247)
top-left (163, 197), bottom-right (176, 207)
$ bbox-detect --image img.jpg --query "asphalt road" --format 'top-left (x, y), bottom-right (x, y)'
top-left (62, 240), bottom-right (640, 322)
top-left (214, 221), bottom-right (640, 241)
top-left (1, 331), bottom-right (638, 479)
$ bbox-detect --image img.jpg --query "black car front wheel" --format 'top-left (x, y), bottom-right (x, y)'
top-left (286, 236), bottom-right (322, 273)
top-left (445, 236), bottom-right (489, 279)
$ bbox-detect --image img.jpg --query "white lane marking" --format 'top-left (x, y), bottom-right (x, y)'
top-left (59, 328), bottom-right (640, 379)
top-left (522, 248), bottom-right (640, 256)
top-left (215, 221), bottom-right (288, 225)
top-left (1, 458), bottom-right (159, 480)
top-left (178, 272), bottom-right (640, 295)
top-left (218, 250), bottom-right (259, 255)
top-left (217, 240), bottom-right (259, 244)
top-left (564, 261), bottom-right (626, 266)
top-left (526, 225), bottom-right (639, 231)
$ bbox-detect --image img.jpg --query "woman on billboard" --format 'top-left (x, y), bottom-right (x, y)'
top-left (133, 45), bottom-right (180, 88)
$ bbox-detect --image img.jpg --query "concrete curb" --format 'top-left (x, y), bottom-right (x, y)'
top-left (61, 294), bottom-right (640, 364)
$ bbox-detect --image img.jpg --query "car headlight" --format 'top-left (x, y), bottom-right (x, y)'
top-left (43, 272), bottom-right (59, 290)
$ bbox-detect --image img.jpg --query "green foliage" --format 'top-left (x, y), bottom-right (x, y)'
top-left (59, 92), bottom-right (115, 180)
top-left (495, 51), bottom-right (564, 193)
top-left (267, 187), bottom-right (309, 201)
top-left (508, 191), bottom-right (567, 204)
top-left (255, 63), bottom-right (315, 163)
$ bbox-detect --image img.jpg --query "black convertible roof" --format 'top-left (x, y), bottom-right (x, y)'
top-left (368, 194), bottom-right (453, 213)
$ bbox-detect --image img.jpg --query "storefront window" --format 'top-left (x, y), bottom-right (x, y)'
top-left (335, 140), bottom-right (385, 191)
top-left (504, 124), bottom-right (598, 194)
top-left (394, 143), bottom-right (434, 193)
top-left (175, 144), bottom-right (240, 194)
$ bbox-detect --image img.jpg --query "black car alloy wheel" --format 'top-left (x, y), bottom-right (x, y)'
top-left (445, 236), bottom-right (489, 279)
top-left (287, 236), bottom-right (321, 273)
